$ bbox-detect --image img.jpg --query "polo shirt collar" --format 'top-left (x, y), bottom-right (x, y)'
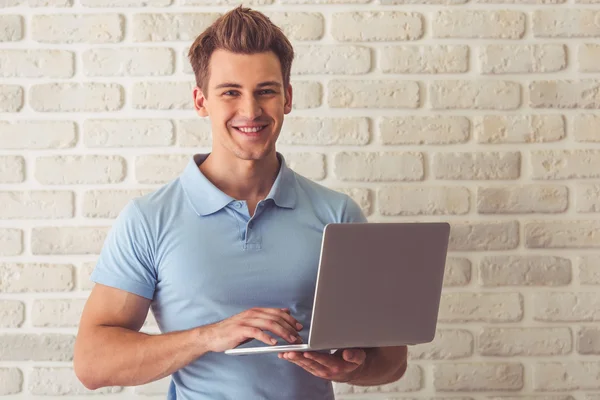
top-left (180, 152), bottom-right (297, 216)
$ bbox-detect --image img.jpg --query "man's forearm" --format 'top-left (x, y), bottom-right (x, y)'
top-left (74, 325), bottom-right (211, 390)
top-left (347, 346), bottom-right (408, 386)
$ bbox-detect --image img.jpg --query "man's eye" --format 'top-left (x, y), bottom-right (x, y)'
top-left (223, 91), bottom-right (239, 96)
top-left (259, 90), bottom-right (275, 95)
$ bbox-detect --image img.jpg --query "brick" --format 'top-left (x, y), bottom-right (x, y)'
top-left (383, 0), bottom-right (467, 3)
top-left (334, 152), bottom-right (423, 182)
top-left (28, 0), bottom-right (73, 4)
top-left (576, 184), bottom-right (600, 213)
top-left (32, 299), bottom-right (85, 327)
top-left (434, 363), bottom-right (524, 391)
top-left (434, 152), bottom-right (521, 180)
top-left (433, 11), bottom-right (525, 39)
top-left (380, 116), bottom-right (469, 145)
top-left (430, 81), bottom-right (521, 110)
top-left (439, 293), bottom-right (523, 323)
top-left (526, 221), bottom-right (600, 248)
top-left (480, 44), bottom-right (566, 74)
top-left (574, 114), bottom-right (600, 142)
top-left (280, 117), bottom-right (370, 145)
top-left (534, 292), bottom-right (600, 321)
top-left (479, 328), bottom-right (572, 356)
top-left (579, 44), bottom-right (600, 72)
top-left (182, 0), bottom-right (272, 4)
top-left (0, 301), bottom-right (24, 328)
top-left (475, 115), bottom-right (565, 143)
top-left (291, 81), bottom-right (322, 109)
top-left (0, 16), bottom-right (23, 42)
top-left (409, 329), bottom-right (473, 360)
top-left (78, 262), bottom-right (96, 290)
top-left (480, 255), bottom-right (571, 286)
top-left (35, 155), bottom-right (126, 184)
top-left (83, 0), bottom-right (170, 5)
top-left (532, 150), bottom-right (600, 179)
top-left (0, 121), bottom-right (77, 149)
top-left (449, 221), bottom-right (519, 251)
top-left (328, 80), bottom-right (419, 109)
top-left (84, 119), bottom-right (174, 147)
top-left (135, 155), bottom-right (189, 184)
top-left (32, 14), bottom-right (124, 43)
top-left (443, 258), bottom-right (472, 286)
top-left (381, 45), bottom-right (468, 73)
top-left (133, 81), bottom-right (194, 110)
top-left (83, 48), bottom-right (174, 76)
top-left (334, 364), bottom-right (422, 394)
top-left (265, 13), bottom-right (324, 41)
top-left (530, 80), bottom-right (600, 108)
top-left (477, 185), bottom-right (568, 214)
top-left (0, 85), bottom-right (23, 112)
top-left (30, 368), bottom-right (122, 395)
top-left (0, 263), bottom-right (73, 292)
top-left (378, 186), bottom-right (470, 216)
top-left (176, 119), bottom-right (212, 147)
top-left (134, 377), bottom-right (170, 395)
top-left (133, 13), bottom-right (219, 42)
top-left (0, 191), bottom-right (74, 219)
top-left (0, 156), bottom-right (25, 183)
top-left (578, 255), bottom-right (600, 284)
top-left (534, 10), bottom-right (600, 38)
top-left (281, 153), bottom-right (326, 180)
top-left (0, 50), bottom-right (74, 78)
top-left (30, 83), bottom-right (124, 112)
top-left (0, 229), bottom-right (22, 256)
top-left (0, 369), bottom-right (22, 395)
top-left (488, 397), bottom-right (574, 400)
top-left (334, 188), bottom-right (372, 216)
top-left (578, 327), bottom-right (600, 354)
top-left (332, 12), bottom-right (423, 41)
top-left (32, 227), bottom-right (109, 255)
top-left (0, 334), bottom-right (74, 361)
top-left (534, 362), bottom-right (600, 390)
top-left (83, 190), bottom-right (153, 219)
top-left (293, 45), bottom-right (371, 75)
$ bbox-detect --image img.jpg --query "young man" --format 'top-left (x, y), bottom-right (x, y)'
top-left (74, 6), bottom-right (407, 399)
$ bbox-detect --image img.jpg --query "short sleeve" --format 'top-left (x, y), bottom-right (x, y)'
top-left (90, 200), bottom-right (157, 300)
top-left (340, 195), bottom-right (368, 223)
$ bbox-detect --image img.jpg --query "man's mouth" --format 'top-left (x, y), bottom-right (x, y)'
top-left (233, 125), bottom-right (268, 134)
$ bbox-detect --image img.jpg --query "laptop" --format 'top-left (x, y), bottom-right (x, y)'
top-left (224, 222), bottom-right (451, 356)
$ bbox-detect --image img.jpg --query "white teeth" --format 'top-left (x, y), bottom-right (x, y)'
top-left (237, 126), bottom-right (264, 133)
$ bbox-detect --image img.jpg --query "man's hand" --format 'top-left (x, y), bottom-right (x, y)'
top-left (206, 308), bottom-right (303, 353)
top-left (278, 348), bottom-right (366, 382)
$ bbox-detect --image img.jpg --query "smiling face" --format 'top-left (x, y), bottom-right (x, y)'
top-left (193, 49), bottom-right (293, 163)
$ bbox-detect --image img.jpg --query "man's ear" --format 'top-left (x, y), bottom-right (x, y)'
top-left (193, 86), bottom-right (209, 117)
top-left (284, 84), bottom-right (293, 115)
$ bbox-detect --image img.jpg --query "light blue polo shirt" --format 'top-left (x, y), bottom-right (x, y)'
top-left (90, 152), bottom-right (366, 400)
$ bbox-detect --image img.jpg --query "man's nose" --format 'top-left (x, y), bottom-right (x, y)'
top-left (240, 96), bottom-right (262, 119)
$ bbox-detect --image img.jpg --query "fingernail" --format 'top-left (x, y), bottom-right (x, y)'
top-left (346, 350), bottom-right (354, 358)
top-left (296, 323), bottom-right (303, 330)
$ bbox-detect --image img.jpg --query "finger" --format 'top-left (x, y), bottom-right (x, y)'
top-left (343, 348), bottom-right (367, 365)
top-left (304, 352), bottom-right (349, 370)
top-left (243, 326), bottom-right (278, 346)
top-left (248, 310), bottom-right (303, 340)
top-left (244, 318), bottom-right (300, 343)
top-left (256, 308), bottom-right (303, 331)
top-left (284, 353), bottom-right (328, 376)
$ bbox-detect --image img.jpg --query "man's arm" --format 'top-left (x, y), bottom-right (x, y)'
top-left (74, 284), bottom-right (304, 390)
top-left (346, 346), bottom-right (407, 386)
top-left (74, 284), bottom-right (212, 390)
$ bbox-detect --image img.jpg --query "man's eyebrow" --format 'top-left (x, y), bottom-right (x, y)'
top-left (214, 81), bottom-right (282, 89)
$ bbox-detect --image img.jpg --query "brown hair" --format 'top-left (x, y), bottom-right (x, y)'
top-left (188, 6), bottom-right (294, 98)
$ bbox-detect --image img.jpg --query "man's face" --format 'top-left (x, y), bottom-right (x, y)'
top-left (193, 49), bottom-right (293, 162)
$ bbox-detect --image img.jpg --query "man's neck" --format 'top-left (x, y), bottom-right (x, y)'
top-left (198, 149), bottom-right (281, 202)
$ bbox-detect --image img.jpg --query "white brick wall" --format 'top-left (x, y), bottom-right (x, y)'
top-left (0, 1), bottom-right (599, 399)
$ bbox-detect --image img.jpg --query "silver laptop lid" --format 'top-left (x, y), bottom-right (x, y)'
top-left (307, 222), bottom-right (450, 350)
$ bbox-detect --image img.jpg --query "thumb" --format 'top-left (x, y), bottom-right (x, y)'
top-left (343, 349), bottom-right (365, 365)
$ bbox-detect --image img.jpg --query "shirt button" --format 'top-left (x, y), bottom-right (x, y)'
top-left (248, 222), bottom-right (253, 229)
top-left (234, 202), bottom-right (242, 209)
